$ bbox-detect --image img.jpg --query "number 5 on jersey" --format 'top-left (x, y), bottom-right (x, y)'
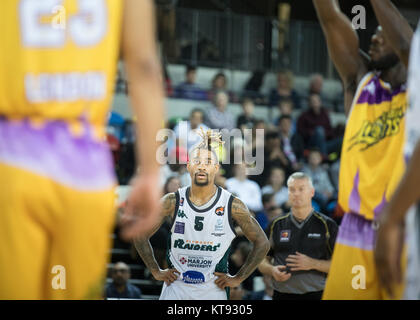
top-left (194, 216), bottom-right (204, 231)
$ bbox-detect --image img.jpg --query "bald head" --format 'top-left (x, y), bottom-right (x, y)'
top-left (114, 262), bottom-right (130, 272)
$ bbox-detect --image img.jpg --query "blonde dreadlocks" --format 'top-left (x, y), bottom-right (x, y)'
top-left (190, 128), bottom-right (225, 162)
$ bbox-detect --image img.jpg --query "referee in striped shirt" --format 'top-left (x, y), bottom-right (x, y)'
top-left (258, 172), bottom-right (338, 300)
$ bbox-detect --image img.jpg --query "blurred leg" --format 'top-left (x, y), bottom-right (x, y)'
top-left (46, 186), bottom-right (116, 299)
top-left (0, 164), bottom-right (52, 299)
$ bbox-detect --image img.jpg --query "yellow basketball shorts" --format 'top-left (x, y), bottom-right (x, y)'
top-left (323, 212), bottom-right (406, 300)
top-left (0, 118), bottom-right (117, 299)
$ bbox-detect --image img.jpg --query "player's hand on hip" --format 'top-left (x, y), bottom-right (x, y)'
top-left (120, 173), bottom-right (162, 241)
top-left (154, 268), bottom-right (180, 286)
top-left (374, 212), bottom-right (405, 299)
top-left (214, 272), bottom-right (242, 290)
top-left (271, 265), bottom-right (292, 282)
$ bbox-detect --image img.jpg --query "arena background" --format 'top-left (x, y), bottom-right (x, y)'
top-left (105, 0), bottom-right (420, 299)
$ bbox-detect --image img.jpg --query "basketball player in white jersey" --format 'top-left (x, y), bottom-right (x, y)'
top-left (134, 130), bottom-right (270, 299)
top-left (375, 20), bottom-right (420, 300)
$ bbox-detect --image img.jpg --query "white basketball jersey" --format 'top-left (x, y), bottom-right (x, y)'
top-left (159, 186), bottom-right (237, 300)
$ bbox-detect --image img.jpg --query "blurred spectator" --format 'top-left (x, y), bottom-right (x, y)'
top-left (242, 70), bottom-right (266, 105)
top-left (225, 163), bottom-right (263, 212)
top-left (174, 65), bottom-right (207, 100)
top-left (248, 120), bottom-right (266, 184)
top-left (262, 167), bottom-right (289, 210)
top-left (269, 70), bottom-right (301, 110)
top-left (302, 149), bottom-right (336, 213)
top-left (278, 115), bottom-right (305, 165)
top-left (263, 131), bottom-right (293, 181)
top-left (252, 119), bottom-right (266, 140)
top-left (273, 98), bottom-right (297, 134)
top-left (212, 72), bottom-right (227, 91)
top-left (308, 73), bottom-right (333, 110)
top-left (308, 73), bottom-right (324, 96)
top-left (105, 262), bottom-right (141, 299)
top-left (297, 94), bottom-right (342, 156)
top-left (208, 72), bottom-right (234, 101)
top-left (245, 274), bottom-right (274, 300)
top-left (160, 146), bottom-right (191, 187)
top-left (173, 109), bottom-right (209, 151)
top-left (204, 90), bottom-right (235, 130)
top-left (255, 193), bottom-right (283, 232)
top-left (237, 98), bottom-right (257, 132)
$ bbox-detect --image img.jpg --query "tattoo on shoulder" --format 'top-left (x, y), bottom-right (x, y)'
top-left (231, 197), bottom-right (268, 242)
top-left (162, 193), bottom-right (176, 217)
top-left (231, 197), bottom-right (249, 216)
top-left (231, 197), bottom-right (260, 238)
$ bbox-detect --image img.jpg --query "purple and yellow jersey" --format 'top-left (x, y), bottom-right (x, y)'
top-left (0, 0), bottom-right (123, 128)
top-left (0, 0), bottom-right (124, 299)
top-left (338, 72), bottom-right (407, 221)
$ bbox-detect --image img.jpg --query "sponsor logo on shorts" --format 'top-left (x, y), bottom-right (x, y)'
top-left (215, 206), bottom-right (225, 216)
top-left (182, 270), bottom-right (205, 284)
top-left (178, 254), bottom-right (212, 269)
top-left (174, 222), bottom-right (185, 234)
top-left (280, 230), bottom-right (290, 242)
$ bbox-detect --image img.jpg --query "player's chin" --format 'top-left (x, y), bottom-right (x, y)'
top-left (194, 178), bottom-right (209, 186)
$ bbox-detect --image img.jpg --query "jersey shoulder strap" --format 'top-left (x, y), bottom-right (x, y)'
top-left (269, 212), bottom-right (291, 240)
top-left (168, 189), bottom-right (181, 229)
top-left (312, 211), bottom-right (333, 256)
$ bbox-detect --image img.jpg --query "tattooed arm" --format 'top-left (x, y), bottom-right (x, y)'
top-left (214, 197), bottom-right (270, 289)
top-left (133, 192), bottom-right (180, 285)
